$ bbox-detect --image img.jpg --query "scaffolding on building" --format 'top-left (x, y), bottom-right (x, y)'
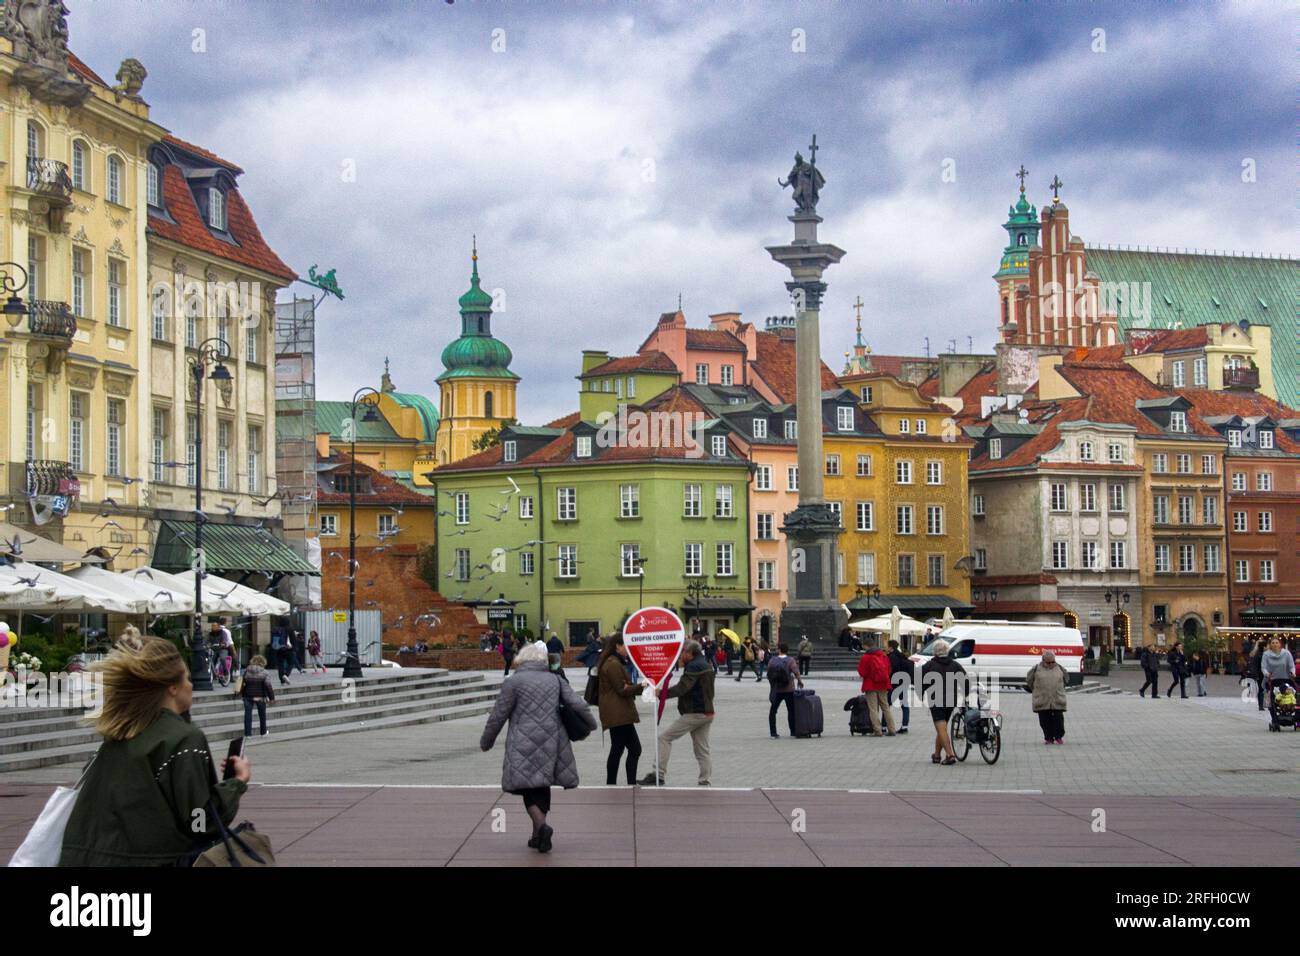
top-left (274, 296), bottom-right (321, 608)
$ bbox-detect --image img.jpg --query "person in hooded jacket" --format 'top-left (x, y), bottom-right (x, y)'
top-left (856, 636), bottom-right (896, 736)
top-left (1165, 642), bottom-right (1188, 699)
top-left (1138, 644), bottom-right (1160, 699)
top-left (480, 641), bottom-right (597, 853)
top-left (240, 654), bottom-right (276, 737)
top-left (887, 639), bottom-right (914, 734)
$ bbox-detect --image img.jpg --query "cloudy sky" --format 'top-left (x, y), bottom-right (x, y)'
top-left (68, 0), bottom-right (1293, 425)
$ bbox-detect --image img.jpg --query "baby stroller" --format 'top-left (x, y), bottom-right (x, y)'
top-left (1266, 677), bottom-right (1297, 732)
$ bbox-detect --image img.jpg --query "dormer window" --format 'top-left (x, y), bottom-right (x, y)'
top-left (860, 385), bottom-right (873, 403)
top-left (752, 418), bottom-right (767, 439)
top-left (1079, 440), bottom-right (1094, 461)
top-left (711, 434), bottom-right (727, 458)
top-left (1169, 411), bottom-right (1187, 434)
top-left (503, 440), bottom-right (517, 462)
top-left (836, 406), bottom-right (854, 432)
top-left (208, 187), bottom-right (226, 230)
top-left (147, 163), bottom-right (160, 206)
top-left (1228, 430), bottom-right (1242, 448)
top-left (989, 438), bottom-right (1002, 460)
top-left (1259, 430), bottom-right (1274, 449)
top-left (575, 435), bottom-right (592, 459)
top-left (784, 419), bottom-right (797, 440)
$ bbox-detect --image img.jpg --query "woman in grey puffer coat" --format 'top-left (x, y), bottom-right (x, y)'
top-left (480, 641), bottom-right (597, 853)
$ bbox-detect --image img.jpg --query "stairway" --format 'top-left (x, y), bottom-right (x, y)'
top-left (0, 668), bottom-right (502, 773)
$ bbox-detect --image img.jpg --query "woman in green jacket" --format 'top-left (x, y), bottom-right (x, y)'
top-left (60, 633), bottom-right (251, 866)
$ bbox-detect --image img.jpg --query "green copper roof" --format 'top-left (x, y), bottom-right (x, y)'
top-left (438, 335), bottom-right (516, 378)
top-left (1085, 247), bottom-right (1298, 407)
top-left (458, 241), bottom-right (493, 311)
top-left (996, 188), bottom-right (1040, 279)
top-left (314, 400), bottom-right (403, 443)
top-left (386, 392), bottom-right (440, 441)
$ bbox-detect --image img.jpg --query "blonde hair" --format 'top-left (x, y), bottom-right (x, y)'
top-left (249, 654), bottom-right (267, 667)
top-left (91, 634), bottom-right (187, 741)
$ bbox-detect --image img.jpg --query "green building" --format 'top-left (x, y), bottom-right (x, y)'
top-left (429, 387), bottom-right (753, 644)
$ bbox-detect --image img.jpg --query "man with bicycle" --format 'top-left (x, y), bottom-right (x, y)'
top-left (209, 618), bottom-right (235, 685)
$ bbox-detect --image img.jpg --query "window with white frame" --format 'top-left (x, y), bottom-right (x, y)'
top-left (1176, 453), bottom-right (1191, 474)
top-left (825, 453), bottom-right (840, 476)
top-left (217, 420), bottom-right (231, 488)
top-left (455, 549), bottom-right (471, 581)
top-left (107, 258), bottom-right (123, 327)
top-left (455, 492), bottom-right (470, 525)
top-left (72, 248), bottom-right (87, 317)
top-left (1258, 511), bottom-right (1273, 533)
top-left (927, 554), bottom-right (944, 586)
top-left (1201, 454), bottom-right (1215, 474)
top-left (620, 543), bottom-right (642, 577)
top-left (1228, 430), bottom-right (1242, 448)
top-left (626, 377), bottom-right (635, 398)
top-left (711, 434), bottom-right (727, 458)
top-left (1152, 453), bottom-right (1168, 473)
top-left (926, 460), bottom-right (942, 485)
top-left (683, 483), bottom-right (701, 517)
top-left (695, 364), bottom-right (708, 385)
top-left (378, 513), bottom-right (397, 537)
top-left (720, 365), bottom-right (733, 386)
top-left (756, 513), bottom-right (774, 540)
top-left (1170, 411), bottom-right (1187, 434)
top-left (856, 454), bottom-right (872, 477)
top-left (1108, 443), bottom-right (1124, 464)
top-left (857, 552), bottom-right (876, 585)
top-left (896, 554), bottom-right (914, 587)
top-left (716, 542), bottom-right (734, 576)
top-left (837, 406), bottom-right (854, 431)
top-left (1193, 357), bottom-right (1206, 386)
top-left (1203, 495), bottom-right (1217, 525)
top-left (972, 493), bottom-right (985, 516)
top-left (557, 544), bottom-right (578, 578)
top-left (1256, 471), bottom-right (1273, 491)
top-left (1231, 471), bottom-right (1246, 491)
top-left (1260, 559), bottom-right (1275, 583)
top-left (1080, 483), bottom-right (1097, 512)
top-left (898, 418), bottom-right (910, 434)
top-left (1178, 495), bottom-right (1193, 525)
top-left (828, 501), bottom-right (842, 526)
top-left (1203, 544), bottom-right (1220, 573)
top-left (714, 484), bottom-right (733, 518)
top-left (1109, 483), bottom-right (1126, 511)
top-left (752, 417), bottom-right (767, 439)
top-left (153, 291), bottom-right (170, 342)
top-left (1050, 483), bottom-right (1068, 512)
top-left (1082, 540), bottom-right (1100, 570)
top-left (320, 514), bottom-right (338, 536)
top-left (247, 425), bottom-right (261, 493)
top-left (72, 140), bottom-right (88, 191)
top-left (1171, 361), bottom-right (1185, 387)
top-left (557, 486), bottom-right (577, 520)
top-left (856, 500), bottom-right (874, 531)
top-left (615, 378), bottom-right (622, 399)
top-left (786, 466), bottom-right (798, 492)
top-left (1154, 544), bottom-right (1171, 574)
top-left (1109, 540), bottom-right (1126, 569)
top-left (784, 419), bottom-right (797, 440)
top-left (757, 560), bottom-right (775, 590)
top-left (69, 392), bottom-right (86, 472)
top-left (1051, 540), bottom-right (1069, 570)
top-left (151, 407), bottom-right (168, 482)
top-left (619, 484), bottom-right (640, 518)
top-left (147, 162), bottom-right (160, 206)
top-left (106, 155), bottom-right (123, 204)
top-left (1259, 430), bottom-right (1274, 449)
top-left (1232, 510), bottom-right (1247, 533)
top-left (860, 385), bottom-right (873, 403)
top-left (575, 435), bottom-right (592, 459)
top-left (755, 464), bottom-right (772, 491)
top-left (896, 504), bottom-right (913, 535)
top-left (1153, 495), bottom-right (1170, 524)
top-left (917, 418), bottom-right (929, 435)
top-left (1234, 559), bottom-right (1249, 582)
top-left (519, 495), bottom-right (533, 519)
top-left (973, 548), bottom-right (986, 571)
top-left (208, 188), bottom-right (226, 230)
top-left (989, 438), bottom-right (1002, 460)
top-left (105, 400), bottom-right (124, 477)
top-left (896, 460), bottom-right (912, 484)
top-left (684, 542), bottom-right (702, 577)
top-left (1079, 440), bottom-right (1094, 461)
top-left (1178, 544), bottom-right (1196, 573)
top-left (502, 440), bottom-right (516, 462)
top-left (926, 504), bottom-right (944, 535)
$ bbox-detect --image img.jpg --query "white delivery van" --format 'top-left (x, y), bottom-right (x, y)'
top-left (911, 621), bottom-right (1085, 686)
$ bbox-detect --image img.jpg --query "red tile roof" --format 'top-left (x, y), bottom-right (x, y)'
top-left (317, 453), bottom-right (436, 507)
top-left (67, 52), bottom-right (108, 88)
top-left (917, 373), bottom-right (940, 399)
top-left (1056, 362), bottom-right (1220, 438)
top-left (1127, 326), bottom-right (1209, 355)
top-left (969, 397), bottom-right (1086, 472)
top-left (866, 354), bottom-right (932, 378)
top-left (685, 328), bottom-right (746, 352)
top-left (581, 350), bottom-right (679, 377)
top-left (148, 164), bottom-right (295, 282)
top-left (751, 330), bottom-right (838, 403)
top-left (1175, 389), bottom-right (1300, 453)
top-left (545, 411), bottom-right (582, 429)
top-left (948, 364), bottom-right (1000, 421)
top-left (162, 133), bottom-right (244, 174)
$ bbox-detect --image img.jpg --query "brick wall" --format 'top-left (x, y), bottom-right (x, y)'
top-left (386, 647), bottom-right (584, 672)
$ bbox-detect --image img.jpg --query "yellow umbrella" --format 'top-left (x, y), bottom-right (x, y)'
top-left (718, 627), bottom-right (742, 648)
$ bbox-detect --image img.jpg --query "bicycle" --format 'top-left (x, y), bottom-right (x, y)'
top-left (949, 694), bottom-right (1002, 765)
top-left (211, 649), bottom-right (233, 687)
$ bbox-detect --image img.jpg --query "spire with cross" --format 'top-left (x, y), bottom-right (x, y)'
top-left (1016, 164), bottom-right (1028, 193)
top-left (808, 134), bottom-right (818, 169)
top-left (1050, 175), bottom-right (1063, 202)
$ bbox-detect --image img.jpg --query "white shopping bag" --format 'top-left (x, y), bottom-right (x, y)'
top-left (8, 759), bottom-right (93, 867)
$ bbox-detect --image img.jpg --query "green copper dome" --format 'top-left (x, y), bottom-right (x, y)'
top-left (458, 254), bottom-right (494, 311)
top-left (995, 170), bottom-right (1040, 280)
top-left (437, 241), bottom-right (519, 383)
top-left (441, 335), bottom-right (514, 372)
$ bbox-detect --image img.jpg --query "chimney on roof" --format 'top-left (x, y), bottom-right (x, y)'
top-left (580, 350), bottom-right (609, 375)
top-left (709, 312), bottom-right (741, 331)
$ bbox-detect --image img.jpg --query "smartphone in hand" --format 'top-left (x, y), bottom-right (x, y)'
top-left (222, 736), bottom-right (244, 780)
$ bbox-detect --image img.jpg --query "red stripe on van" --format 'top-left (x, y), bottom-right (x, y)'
top-left (978, 644), bottom-right (1083, 656)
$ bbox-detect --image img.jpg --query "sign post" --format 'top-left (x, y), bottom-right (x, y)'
top-left (623, 606), bottom-right (685, 783)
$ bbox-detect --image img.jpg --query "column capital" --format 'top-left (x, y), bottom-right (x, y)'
top-left (785, 280), bottom-right (828, 311)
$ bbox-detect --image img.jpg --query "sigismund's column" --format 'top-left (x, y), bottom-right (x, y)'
top-left (767, 138), bottom-right (847, 647)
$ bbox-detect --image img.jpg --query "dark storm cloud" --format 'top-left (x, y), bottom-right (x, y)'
top-left (63, 0), bottom-right (1293, 424)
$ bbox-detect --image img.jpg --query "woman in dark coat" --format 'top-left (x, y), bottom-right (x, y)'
top-left (1165, 642), bottom-right (1188, 699)
top-left (920, 640), bottom-right (969, 765)
top-left (1138, 644), bottom-right (1160, 699)
top-left (61, 634), bottom-right (250, 866)
top-left (596, 634), bottom-right (645, 785)
top-left (480, 641), bottom-right (597, 853)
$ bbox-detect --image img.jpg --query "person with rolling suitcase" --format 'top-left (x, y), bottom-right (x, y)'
top-left (767, 643), bottom-right (809, 738)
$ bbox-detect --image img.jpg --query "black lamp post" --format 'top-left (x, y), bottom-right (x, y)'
top-left (1241, 591), bottom-right (1266, 620)
top-left (188, 337), bottom-right (233, 692)
top-left (972, 586), bottom-right (998, 612)
top-left (685, 576), bottom-right (710, 634)
top-left (344, 387), bottom-right (381, 679)
top-left (632, 555), bottom-right (649, 609)
top-left (0, 262), bottom-right (31, 327)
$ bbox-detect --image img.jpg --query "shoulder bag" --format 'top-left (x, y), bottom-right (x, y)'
top-left (557, 674), bottom-right (592, 742)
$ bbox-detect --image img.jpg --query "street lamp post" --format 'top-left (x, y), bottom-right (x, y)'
top-left (344, 387), bottom-right (382, 679)
top-left (189, 337), bottom-right (233, 692)
top-left (972, 586), bottom-right (998, 613)
top-left (0, 262), bottom-right (31, 328)
top-left (633, 556), bottom-right (649, 609)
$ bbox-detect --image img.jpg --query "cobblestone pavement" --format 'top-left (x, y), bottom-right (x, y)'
top-left (6, 668), bottom-right (1295, 797)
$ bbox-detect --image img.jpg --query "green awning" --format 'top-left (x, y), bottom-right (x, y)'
top-left (153, 520), bottom-right (317, 576)
top-left (846, 594), bottom-right (974, 613)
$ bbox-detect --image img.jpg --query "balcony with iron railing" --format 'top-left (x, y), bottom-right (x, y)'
top-left (1222, 366), bottom-right (1260, 390)
top-left (26, 299), bottom-right (77, 344)
top-left (25, 459), bottom-right (79, 498)
top-left (25, 157), bottom-right (73, 204)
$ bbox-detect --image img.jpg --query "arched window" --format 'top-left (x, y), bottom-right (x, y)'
top-left (72, 140), bottom-right (88, 191)
top-left (106, 155), bottom-right (123, 204)
top-left (484, 391), bottom-right (494, 419)
top-left (1017, 232), bottom-right (1027, 245)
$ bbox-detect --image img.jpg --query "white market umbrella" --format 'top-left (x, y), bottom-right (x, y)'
top-left (68, 566), bottom-right (193, 615)
top-left (850, 613), bottom-right (928, 636)
top-left (120, 567), bottom-right (244, 615)
top-left (942, 606), bottom-right (956, 629)
top-left (209, 576), bottom-right (289, 617)
top-left (890, 605), bottom-right (902, 648)
top-left (0, 562), bottom-right (137, 613)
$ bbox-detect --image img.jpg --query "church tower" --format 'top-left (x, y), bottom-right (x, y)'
top-left (995, 165), bottom-right (1039, 342)
top-left (434, 240), bottom-right (519, 466)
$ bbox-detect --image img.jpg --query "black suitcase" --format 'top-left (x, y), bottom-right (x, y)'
top-left (791, 688), bottom-right (823, 738)
top-left (845, 695), bottom-right (873, 735)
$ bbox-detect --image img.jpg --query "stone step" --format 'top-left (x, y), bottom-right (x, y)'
top-left (0, 683), bottom-right (502, 772)
top-left (0, 675), bottom-right (498, 754)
